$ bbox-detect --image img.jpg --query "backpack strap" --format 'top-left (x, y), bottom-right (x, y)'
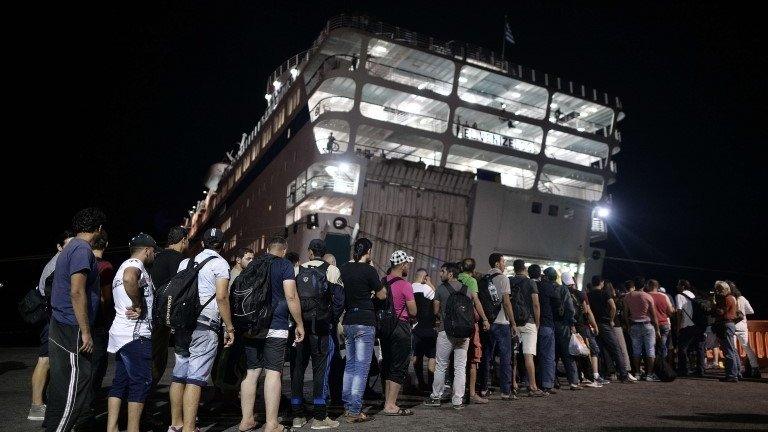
top-left (459, 284), bottom-right (468, 296)
top-left (195, 256), bottom-right (218, 270)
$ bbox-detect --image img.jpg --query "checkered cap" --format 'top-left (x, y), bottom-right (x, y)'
top-left (390, 250), bottom-right (414, 266)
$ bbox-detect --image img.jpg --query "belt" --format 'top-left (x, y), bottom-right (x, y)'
top-left (631, 321), bottom-right (651, 325)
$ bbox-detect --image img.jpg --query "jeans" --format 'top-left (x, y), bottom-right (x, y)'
top-left (596, 322), bottom-right (628, 379)
top-left (342, 325), bottom-right (375, 415)
top-left (536, 326), bottom-right (556, 389)
top-left (554, 323), bottom-right (579, 386)
top-left (629, 322), bottom-right (656, 358)
top-left (677, 325), bottom-right (706, 375)
top-left (716, 322), bottom-right (740, 380)
top-left (658, 324), bottom-right (671, 360)
top-left (479, 324), bottom-right (512, 394)
top-left (431, 331), bottom-right (469, 405)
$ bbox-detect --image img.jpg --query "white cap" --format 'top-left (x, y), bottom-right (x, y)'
top-left (561, 272), bottom-right (575, 286)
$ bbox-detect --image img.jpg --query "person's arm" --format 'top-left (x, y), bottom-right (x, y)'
top-left (424, 276), bottom-right (436, 292)
top-left (584, 300), bottom-right (599, 335)
top-left (70, 272), bottom-right (93, 353)
top-left (665, 296), bottom-right (675, 316)
top-left (743, 298), bottom-right (755, 315)
top-left (406, 300), bottom-right (417, 317)
top-left (649, 298), bottom-right (660, 338)
top-left (284, 279), bottom-right (305, 343)
top-left (472, 292), bottom-right (490, 330)
top-left (607, 298), bottom-right (617, 327)
top-left (502, 293), bottom-right (514, 325)
top-left (531, 293), bottom-right (540, 329)
top-left (215, 277), bottom-right (235, 347)
top-left (122, 267), bottom-right (142, 316)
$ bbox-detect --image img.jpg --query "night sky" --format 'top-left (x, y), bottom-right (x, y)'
top-left (2, 1), bottom-right (765, 338)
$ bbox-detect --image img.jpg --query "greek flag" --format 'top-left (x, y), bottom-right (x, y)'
top-left (504, 21), bottom-right (515, 44)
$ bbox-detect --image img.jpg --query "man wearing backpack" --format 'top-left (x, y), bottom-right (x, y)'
top-left (424, 262), bottom-right (486, 410)
top-left (675, 279), bottom-right (707, 377)
top-left (478, 253), bottom-right (518, 400)
top-left (169, 228), bottom-right (235, 432)
top-left (238, 236), bottom-right (305, 432)
top-left (509, 259), bottom-right (545, 396)
top-left (289, 239), bottom-right (341, 430)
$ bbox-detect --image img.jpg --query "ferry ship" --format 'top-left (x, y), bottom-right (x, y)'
top-left (184, 15), bottom-right (623, 286)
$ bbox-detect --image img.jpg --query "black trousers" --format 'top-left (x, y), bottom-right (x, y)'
top-left (290, 329), bottom-right (333, 420)
top-left (596, 322), bottom-right (628, 379)
top-left (44, 319), bottom-right (93, 432)
top-left (677, 325), bottom-right (706, 375)
top-left (380, 321), bottom-right (412, 386)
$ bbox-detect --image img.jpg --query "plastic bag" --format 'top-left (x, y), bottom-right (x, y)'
top-left (569, 332), bottom-right (590, 356)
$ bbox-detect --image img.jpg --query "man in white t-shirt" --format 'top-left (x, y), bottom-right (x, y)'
top-left (169, 228), bottom-right (235, 432)
top-left (106, 233), bottom-right (157, 432)
top-left (675, 279), bottom-right (706, 377)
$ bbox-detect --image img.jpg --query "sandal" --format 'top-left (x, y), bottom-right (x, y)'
top-left (345, 412), bottom-right (374, 423)
top-left (382, 408), bottom-right (414, 416)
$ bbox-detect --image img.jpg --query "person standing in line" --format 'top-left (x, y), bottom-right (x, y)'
top-left (509, 259), bottom-right (545, 396)
top-left (169, 228), bottom-right (235, 432)
top-left (148, 226), bottom-right (189, 387)
top-left (44, 207), bottom-right (106, 432)
top-left (27, 230), bottom-right (74, 422)
top-left (532, 266), bottom-right (558, 394)
top-left (647, 280), bottom-right (674, 362)
top-left (624, 278), bottom-right (661, 381)
top-left (91, 230), bottom-right (116, 399)
top-left (379, 251), bottom-right (417, 416)
top-left (458, 258), bottom-right (491, 404)
top-left (410, 268), bottom-right (437, 393)
top-left (674, 280), bottom-right (706, 376)
top-left (340, 238), bottom-right (385, 424)
top-left (106, 234), bottom-right (157, 432)
top-left (229, 247), bottom-right (254, 288)
top-left (713, 281), bottom-right (740, 382)
top-left (728, 282), bottom-right (760, 378)
top-left (562, 273), bottom-right (602, 387)
top-left (586, 276), bottom-right (633, 384)
top-left (550, 268), bottom-right (581, 391)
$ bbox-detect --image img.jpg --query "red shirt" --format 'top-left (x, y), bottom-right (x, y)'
top-left (725, 295), bottom-right (737, 320)
top-left (649, 292), bottom-right (671, 325)
top-left (625, 290), bottom-right (654, 322)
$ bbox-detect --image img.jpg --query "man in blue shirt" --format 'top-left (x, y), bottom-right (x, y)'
top-left (533, 265), bottom-right (558, 394)
top-left (44, 207), bottom-right (106, 432)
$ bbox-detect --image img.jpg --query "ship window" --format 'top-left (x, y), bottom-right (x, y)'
top-left (545, 130), bottom-right (609, 167)
top-left (303, 33), bottom-right (362, 92)
top-left (314, 119), bottom-right (350, 154)
top-left (453, 107), bottom-right (542, 154)
top-left (287, 162), bottom-right (361, 209)
top-left (366, 38), bottom-right (455, 96)
top-left (293, 196), bottom-right (354, 221)
top-left (549, 93), bottom-right (614, 136)
top-left (458, 65), bottom-right (548, 120)
top-left (445, 145), bottom-right (537, 190)
top-left (308, 77), bottom-right (356, 122)
top-left (531, 202), bottom-right (542, 214)
top-left (538, 164), bottom-right (604, 202)
top-left (360, 84), bottom-right (449, 133)
top-left (355, 124), bottom-right (442, 166)
top-left (548, 205), bottom-right (559, 217)
top-left (564, 207), bottom-right (575, 219)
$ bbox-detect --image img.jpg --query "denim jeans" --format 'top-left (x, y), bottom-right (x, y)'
top-left (536, 326), bottom-right (556, 389)
top-left (479, 323), bottom-right (512, 394)
top-left (554, 323), bottom-right (579, 386)
top-left (629, 322), bottom-right (656, 359)
top-left (658, 324), bottom-right (671, 360)
top-left (677, 325), bottom-right (706, 375)
top-left (342, 325), bottom-right (375, 415)
top-left (716, 322), bottom-right (740, 380)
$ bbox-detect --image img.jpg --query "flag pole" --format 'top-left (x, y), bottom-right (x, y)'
top-left (501, 14), bottom-right (507, 61)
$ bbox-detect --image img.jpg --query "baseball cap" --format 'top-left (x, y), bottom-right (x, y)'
top-left (561, 272), bottom-right (575, 286)
top-left (543, 267), bottom-right (558, 281)
top-left (390, 250), bottom-right (414, 266)
top-left (129, 233), bottom-right (158, 250)
top-left (203, 228), bottom-right (224, 245)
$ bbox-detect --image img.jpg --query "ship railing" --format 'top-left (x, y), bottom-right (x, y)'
top-left (359, 101), bottom-right (449, 133)
top-left (458, 85), bottom-right (548, 119)
top-left (550, 113), bottom-right (612, 137)
top-left (305, 54), bottom-right (359, 94)
top-left (313, 138), bottom-right (350, 155)
top-left (354, 143), bottom-right (441, 166)
top-left (267, 50), bottom-right (313, 91)
top-left (310, 96), bottom-right (355, 120)
top-left (365, 59), bottom-right (453, 96)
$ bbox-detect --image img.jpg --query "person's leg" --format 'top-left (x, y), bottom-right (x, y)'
top-left (599, 323), bottom-right (627, 378)
top-left (736, 328), bottom-right (759, 372)
top-left (124, 338), bottom-right (151, 432)
top-left (612, 327), bottom-right (631, 374)
top-left (106, 397), bottom-right (122, 432)
top-left (721, 323), bottom-right (739, 380)
top-left (151, 325), bottom-right (171, 387)
top-left (468, 324), bottom-right (486, 401)
top-left (659, 324), bottom-right (671, 361)
top-left (452, 337), bottom-right (470, 406)
top-left (342, 325), bottom-right (374, 416)
top-left (91, 328), bottom-right (110, 395)
top-left (384, 324), bottom-right (410, 412)
top-left (478, 329), bottom-right (495, 394)
top-left (263, 370), bottom-right (284, 432)
top-left (310, 333), bottom-right (330, 421)
top-left (556, 324), bottom-right (578, 386)
top-left (643, 324), bottom-right (656, 378)
top-left (169, 382), bottom-right (185, 428)
top-left (430, 332), bottom-right (451, 399)
top-left (126, 402), bottom-right (144, 432)
top-left (31, 357), bottom-right (50, 406)
top-left (182, 384), bottom-right (202, 431)
top-left (676, 326), bottom-right (692, 375)
top-left (694, 327), bottom-right (707, 374)
top-left (107, 346), bottom-right (130, 432)
top-left (240, 369), bottom-right (261, 429)
top-left (182, 325), bottom-right (219, 430)
top-left (538, 326), bottom-right (556, 390)
top-left (290, 335), bottom-right (310, 420)
top-left (495, 324), bottom-right (512, 395)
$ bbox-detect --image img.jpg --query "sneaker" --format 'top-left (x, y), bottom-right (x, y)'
top-left (27, 404), bottom-right (46, 421)
top-left (627, 373), bottom-right (638, 382)
top-left (293, 416), bottom-right (308, 428)
top-left (595, 376), bottom-right (611, 385)
top-left (569, 384), bottom-right (583, 391)
top-left (311, 417), bottom-right (340, 429)
top-left (469, 394), bottom-right (489, 404)
top-left (166, 426), bottom-right (183, 432)
top-left (452, 404), bottom-right (465, 410)
top-left (423, 396), bottom-right (441, 407)
top-left (582, 380), bottom-right (602, 388)
top-left (644, 374), bottom-right (661, 382)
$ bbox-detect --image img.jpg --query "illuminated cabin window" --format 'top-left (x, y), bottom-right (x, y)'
top-left (549, 93), bottom-right (614, 136)
top-left (360, 84), bottom-right (449, 133)
top-left (538, 164), bottom-right (604, 201)
top-left (366, 38), bottom-right (454, 96)
top-left (273, 107), bottom-right (285, 132)
top-left (458, 65), bottom-right (549, 120)
top-left (355, 124), bottom-right (442, 166)
top-left (453, 107), bottom-right (542, 154)
top-left (286, 162), bottom-right (361, 209)
top-left (261, 127), bottom-right (272, 149)
top-left (545, 130), bottom-right (609, 167)
top-left (313, 119), bottom-right (350, 154)
top-left (445, 145), bottom-right (537, 190)
top-left (308, 77), bottom-right (356, 122)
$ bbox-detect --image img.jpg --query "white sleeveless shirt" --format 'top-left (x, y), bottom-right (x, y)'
top-left (108, 258), bottom-right (154, 353)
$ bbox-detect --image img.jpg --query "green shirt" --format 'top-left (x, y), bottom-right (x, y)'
top-left (458, 272), bottom-right (479, 295)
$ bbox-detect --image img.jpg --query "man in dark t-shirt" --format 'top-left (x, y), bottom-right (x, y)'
top-left (44, 207), bottom-right (106, 432)
top-left (586, 276), bottom-right (632, 383)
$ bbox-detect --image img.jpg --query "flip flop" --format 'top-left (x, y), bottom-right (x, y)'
top-left (382, 408), bottom-right (414, 416)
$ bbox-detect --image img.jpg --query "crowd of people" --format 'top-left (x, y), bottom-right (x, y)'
top-left (24, 207), bottom-right (761, 432)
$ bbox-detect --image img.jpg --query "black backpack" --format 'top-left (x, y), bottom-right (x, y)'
top-left (296, 262), bottom-right (331, 331)
top-left (553, 283), bottom-right (566, 321)
top-left (684, 293), bottom-right (711, 328)
top-left (570, 289), bottom-right (587, 324)
top-left (153, 256), bottom-right (217, 332)
top-left (509, 277), bottom-right (531, 326)
top-left (230, 254), bottom-right (279, 338)
top-left (18, 287), bottom-right (49, 325)
top-left (375, 277), bottom-right (403, 338)
top-left (443, 283), bottom-right (474, 338)
top-left (477, 274), bottom-right (503, 325)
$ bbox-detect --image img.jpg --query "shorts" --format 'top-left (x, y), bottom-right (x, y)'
top-left (412, 333), bottom-right (437, 358)
top-left (468, 324), bottom-right (482, 364)
top-left (380, 321), bottom-right (412, 385)
top-left (516, 322), bottom-right (538, 355)
top-left (630, 322), bottom-right (656, 358)
top-left (171, 324), bottom-right (219, 387)
top-left (245, 337), bottom-right (288, 372)
top-left (108, 337), bottom-right (152, 402)
top-left (39, 320), bottom-right (50, 357)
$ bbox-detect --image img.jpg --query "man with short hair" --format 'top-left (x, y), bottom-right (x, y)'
top-left (624, 278), bottom-right (661, 381)
top-left (169, 228), bottom-right (235, 432)
top-left (424, 262), bottom-right (484, 410)
top-left (28, 230), bottom-right (74, 422)
top-left (478, 253), bottom-right (518, 400)
top-left (410, 268), bottom-right (437, 393)
top-left (106, 233), bottom-right (157, 432)
top-left (44, 207), bottom-right (106, 432)
top-left (587, 276), bottom-right (633, 383)
top-left (509, 259), bottom-right (544, 396)
top-left (290, 239), bottom-right (341, 429)
top-left (239, 236), bottom-right (305, 432)
top-left (229, 247), bottom-right (254, 288)
top-left (458, 257), bottom-right (491, 404)
top-left (149, 226), bottom-right (189, 387)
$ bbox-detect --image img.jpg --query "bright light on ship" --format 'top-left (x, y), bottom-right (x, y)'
top-left (372, 45), bottom-right (388, 55)
top-left (290, 68), bottom-right (299, 79)
top-left (596, 206), bottom-right (611, 218)
top-left (417, 82), bottom-right (428, 90)
top-left (273, 80), bottom-right (282, 90)
top-left (458, 76), bottom-right (468, 84)
top-left (510, 92), bottom-right (522, 99)
top-left (264, 93), bottom-right (272, 101)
